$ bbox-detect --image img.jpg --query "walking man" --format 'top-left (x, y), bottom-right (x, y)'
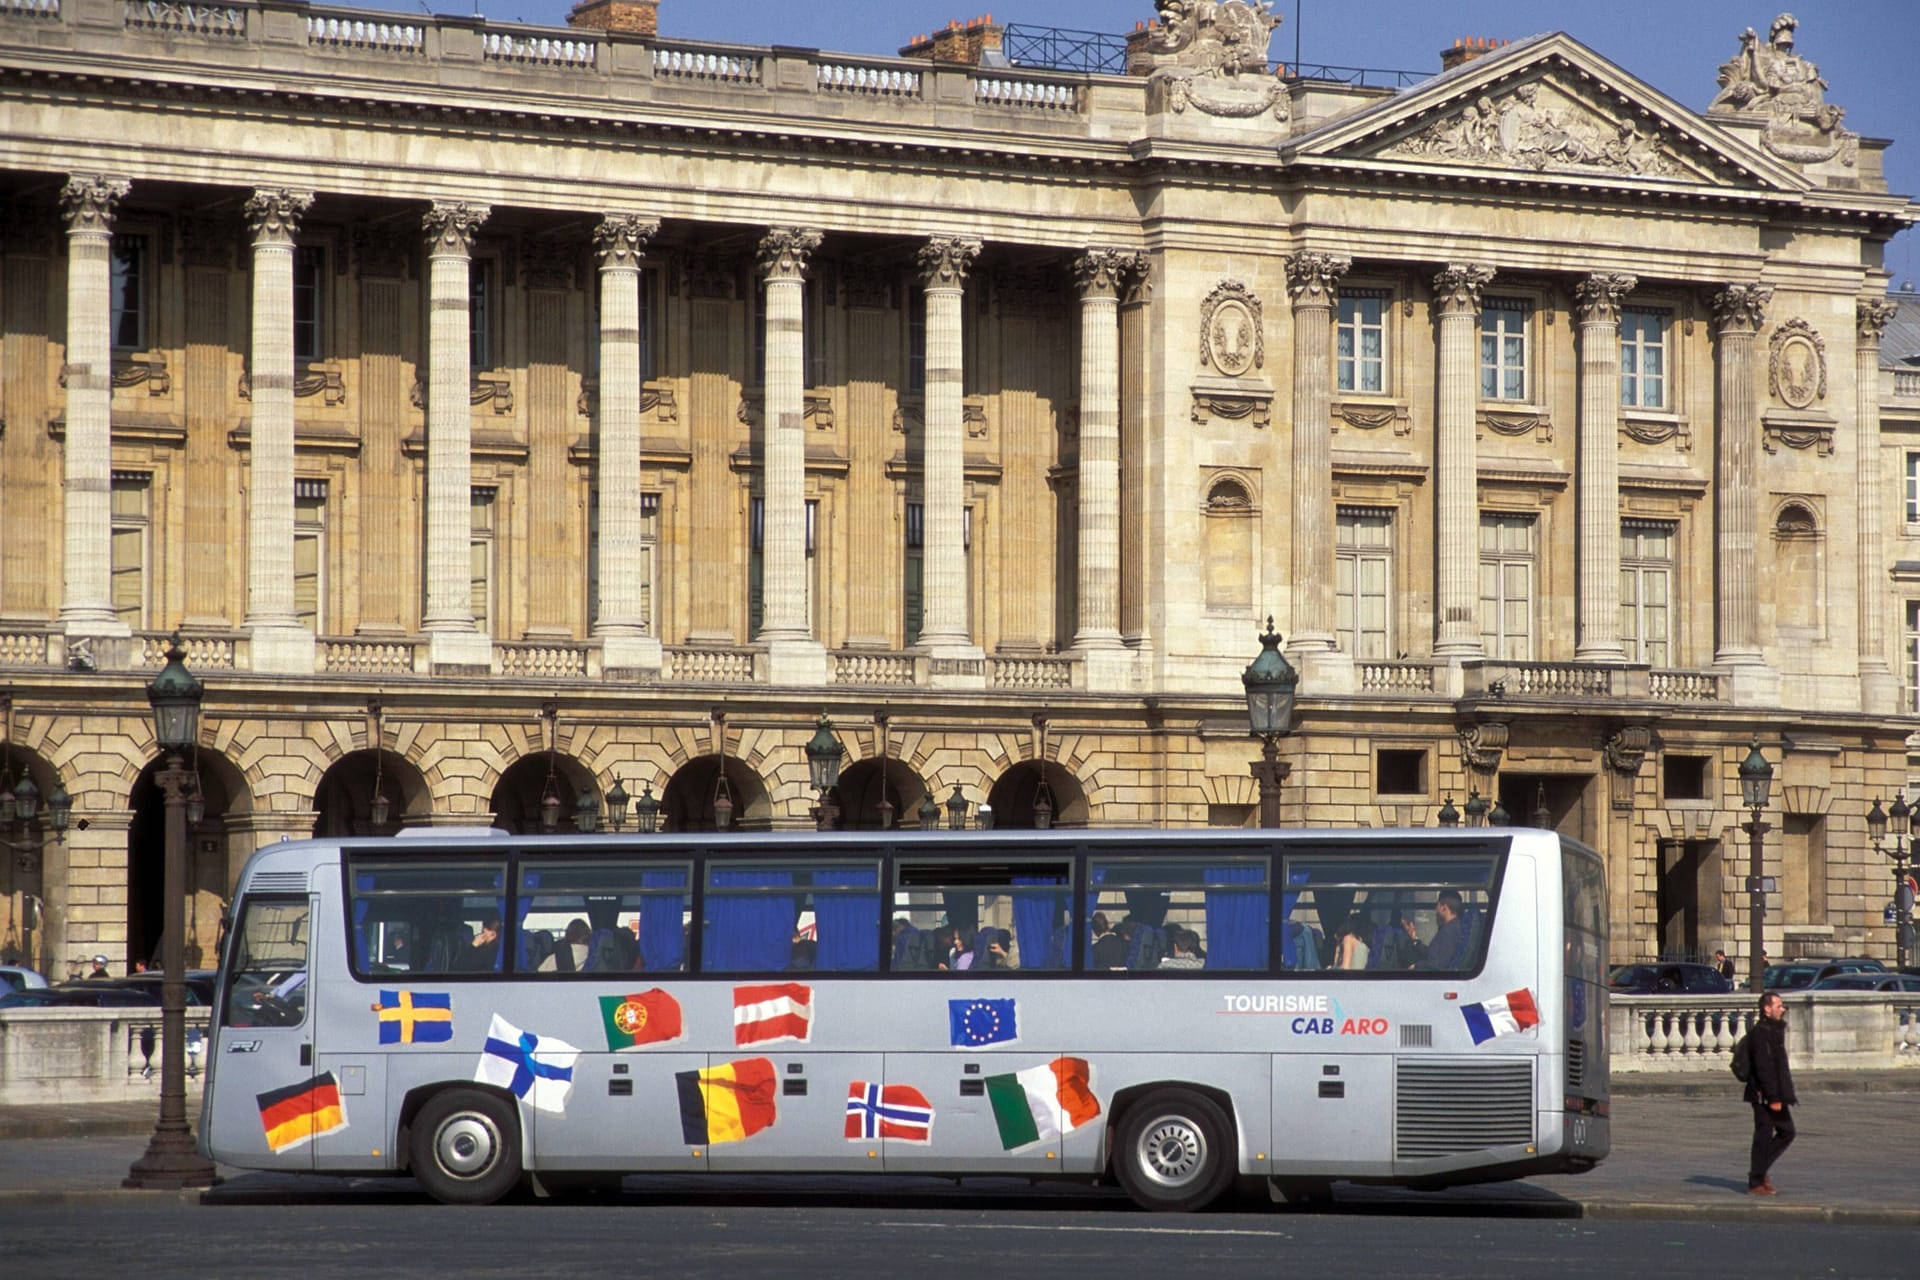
top-left (1746, 992), bottom-right (1797, 1195)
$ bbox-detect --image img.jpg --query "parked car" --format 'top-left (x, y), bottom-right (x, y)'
top-left (1763, 958), bottom-right (1887, 990)
top-left (100, 971), bottom-right (218, 1007)
top-left (1807, 972), bottom-right (1920, 993)
top-left (0, 984), bottom-right (165, 1010)
top-left (0, 964), bottom-right (48, 994)
top-left (1608, 962), bottom-right (1735, 994)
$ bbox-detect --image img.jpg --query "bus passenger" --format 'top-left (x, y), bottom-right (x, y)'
top-left (1335, 916), bottom-right (1371, 970)
top-left (1160, 929), bottom-right (1205, 970)
top-left (1403, 890), bottom-right (1470, 970)
top-left (538, 919), bottom-right (593, 973)
top-left (1090, 913), bottom-right (1125, 969)
top-left (454, 918), bottom-right (502, 972)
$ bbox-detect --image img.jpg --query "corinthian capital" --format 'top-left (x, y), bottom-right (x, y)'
top-left (1282, 252), bottom-right (1351, 307)
top-left (1432, 263), bottom-right (1495, 315)
top-left (756, 227), bottom-right (822, 281)
top-left (593, 214), bottom-right (660, 269)
top-left (422, 202), bottom-right (490, 256)
top-left (59, 174), bottom-right (131, 234)
top-left (1073, 247), bottom-right (1147, 300)
top-left (916, 236), bottom-right (981, 290)
top-left (244, 189), bottom-right (315, 246)
top-left (1858, 297), bottom-right (1900, 345)
top-left (1574, 272), bottom-right (1637, 325)
top-left (1710, 283), bottom-right (1772, 335)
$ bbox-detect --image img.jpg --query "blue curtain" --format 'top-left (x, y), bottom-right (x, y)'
top-left (640, 870), bottom-right (687, 972)
top-left (1280, 866), bottom-right (1314, 969)
top-left (812, 867), bottom-right (880, 972)
top-left (1010, 875), bottom-right (1063, 971)
top-left (703, 868), bottom-right (795, 971)
top-left (1204, 864), bottom-right (1268, 970)
top-left (352, 872), bottom-right (373, 969)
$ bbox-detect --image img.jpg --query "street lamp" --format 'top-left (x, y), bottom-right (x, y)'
top-left (1488, 798), bottom-right (1511, 827)
top-left (1033, 778), bottom-right (1055, 830)
top-left (605, 777), bottom-right (630, 833)
top-left (1738, 738), bottom-right (1774, 994)
top-left (633, 779), bottom-right (660, 834)
top-left (1532, 783), bottom-right (1551, 830)
top-left (805, 715), bottom-right (843, 832)
top-left (1874, 794), bottom-right (1914, 969)
top-left (945, 783), bottom-right (969, 831)
top-left (711, 770), bottom-right (734, 831)
top-left (1437, 796), bottom-right (1460, 828)
top-left (126, 633), bottom-right (218, 1189)
top-left (1241, 616), bottom-right (1299, 830)
top-left (573, 786), bottom-right (599, 835)
top-left (1464, 790), bottom-right (1488, 828)
top-left (918, 791), bottom-right (940, 831)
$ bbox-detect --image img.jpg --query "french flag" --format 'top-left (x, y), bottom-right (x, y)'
top-left (733, 982), bottom-right (814, 1046)
top-left (1461, 988), bottom-right (1540, 1045)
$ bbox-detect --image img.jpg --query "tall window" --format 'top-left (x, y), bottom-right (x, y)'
top-left (1905, 453), bottom-right (1920, 527)
top-left (1906, 602), bottom-right (1920, 713)
top-left (1620, 308), bottom-right (1667, 409)
top-left (904, 501), bottom-right (924, 644)
top-left (293, 480), bottom-right (328, 632)
top-left (586, 490), bottom-right (660, 633)
top-left (468, 259), bottom-right (495, 370)
top-left (110, 472), bottom-right (151, 628)
top-left (587, 268), bottom-right (658, 385)
top-left (293, 246), bottom-right (326, 363)
top-left (110, 234), bottom-right (147, 351)
top-left (1620, 520), bottom-right (1674, 666)
top-left (907, 286), bottom-right (926, 394)
top-left (747, 498), bottom-right (819, 640)
top-left (1479, 298), bottom-right (1530, 401)
top-left (1335, 507), bottom-right (1393, 658)
top-left (470, 487), bottom-right (496, 634)
top-left (1336, 292), bottom-right (1388, 394)
top-left (1479, 512), bottom-right (1536, 660)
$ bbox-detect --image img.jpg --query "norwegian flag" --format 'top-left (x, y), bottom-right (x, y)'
top-left (844, 1081), bottom-right (933, 1144)
top-left (732, 982), bottom-right (814, 1046)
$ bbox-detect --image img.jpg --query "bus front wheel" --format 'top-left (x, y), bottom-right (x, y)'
top-left (1113, 1089), bottom-right (1235, 1212)
top-left (411, 1089), bottom-right (520, 1205)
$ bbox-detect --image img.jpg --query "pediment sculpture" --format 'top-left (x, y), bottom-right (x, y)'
top-left (1707, 13), bottom-right (1857, 167)
top-left (1133, 0), bottom-right (1289, 121)
top-left (1387, 80), bottom-right (1682, 178)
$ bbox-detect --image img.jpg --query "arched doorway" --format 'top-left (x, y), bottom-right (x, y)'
top-left (988, 760), bottom-right (1089, 829)
top-left (0, 748), bottom-right (62, 972)
top-left (313, 748), bottom-right (432, 837)
top-left (128, 747), bottom-right (249, 971)
top-left (491, 753), bottom-right (599, 835)
top-left (835, 756), bottom-right (932, 830)
top-left (659, 755), bottom-right (770, 832)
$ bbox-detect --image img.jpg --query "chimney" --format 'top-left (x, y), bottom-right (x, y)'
top-left (1439, 36), bottom-right (1507, 73)
top-left (566, 0), bottom-right (658, 37)
top-left (899, 14), bottom-right (1004, 66)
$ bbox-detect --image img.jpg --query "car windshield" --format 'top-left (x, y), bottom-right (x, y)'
top-left (1763, 965), bottom-right (1816, 988)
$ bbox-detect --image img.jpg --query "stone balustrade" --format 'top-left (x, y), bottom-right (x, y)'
top-left (0, 1006), bottom-right (212, 1105)
top-left (1610, 993), bottom-right (1920, 1073)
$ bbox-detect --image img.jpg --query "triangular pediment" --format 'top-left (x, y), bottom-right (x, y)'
top-left (1285, 32), bottom-right (1807, 194)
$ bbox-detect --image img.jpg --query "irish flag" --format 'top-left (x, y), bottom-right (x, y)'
top-left (984, 1057), bottom-right (1100, 1151)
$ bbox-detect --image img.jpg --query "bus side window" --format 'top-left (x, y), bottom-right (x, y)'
top-left (891, 860), bottom-right (1072, 973)
top-left (520, 862), bottom-right (691, 976)
top-left (345, 861), bottom-right (507, 979)
top-left (702, 859), bottom-right (881, 974)
top-left (222, 895), bottom-right (311, 1029)
top-left (1086, 855), bottom-right (1269, 973)
top-left (1282, 852), bottom-right (1498, 975)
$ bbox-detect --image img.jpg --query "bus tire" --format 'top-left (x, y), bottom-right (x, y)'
top-left (1112, 1089), bottom-right (1235, 1213)
top-left (411, 1088), bottom-right (520, 1205)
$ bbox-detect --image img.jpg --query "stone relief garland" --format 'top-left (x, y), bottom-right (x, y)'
top-left (1135, 0), bottom-right (1290, 121)
top-left (1767, 317), bottom-right (1826, 410)
top-left (1388, 81), bottom-right (1681, 178)
top-left (1198, 281), bottom-right (1264, 377)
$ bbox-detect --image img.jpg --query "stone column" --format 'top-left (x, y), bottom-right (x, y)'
top-left (592, 213), bottom-right (662, 676)
top-left (756, 228), bottom-right (827, 685)
top-left (1433, 264), bottom-right (1495, 658)
top-left (1573, 272), bottom-right (1635, 664)
top-left (915, 236), bottom-right (983, 674)
top-left (57, 174), bottom-right (133, 639)
top-left (1283, 251), bottom-right (1351, 656)
top-left (1710, 283), bottom-right (1772, 672)
top-left (420, 202), bottom-right (492, 671)
top-left (1858, 297), bottom-right (1901, 711)
top-left (242, 188), bottom-right (316, 673)
top-left (1071, 247), bottom-right (1142, 652)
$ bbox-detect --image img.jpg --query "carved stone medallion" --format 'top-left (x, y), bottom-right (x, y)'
top-left (1199, 281), bottom-right (1263, 376)
top-left (1767, 318), bottom-right (1826, 410)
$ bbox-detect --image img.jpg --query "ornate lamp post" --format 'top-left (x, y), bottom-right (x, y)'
top-left (632, 779), bottom-right (660, 835)
top-left (1488, 798), bottom-right (1511, 827)
top-left (572, 786), bottom-right (599, 835)
top-left (1436, 796), bottom-right (1460, 828)
top-left (1464, 790), bottom-right (1488, 828)
top-left (1241, 617), bottom-right (1299, 830)
top-left (918, 792), bottom-right (940, 831)
top-left (1874, 795), bottom-right (1914, 969)
top-left (805, 715), bottom-right (843, 832)
top-left (1033, 779), bottom-right (1055, 830)
top-left (126, 634), bottom-right (218, 1189)
top-left (945, 783), bottom-right (969, 831)
top-left (1738, 738), bottom-right (1774, 994)
top-left (605, 777), bottom-right (631, 834)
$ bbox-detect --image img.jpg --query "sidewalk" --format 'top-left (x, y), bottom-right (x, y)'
top-left (0, 1078), bottom-right (1913, 1224)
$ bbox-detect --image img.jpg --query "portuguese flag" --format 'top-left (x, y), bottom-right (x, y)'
top-left (984, 1057), bottom-right (1100, 1151)
top-left (600, 989), bottom-right (684, 1050)
top-left (256, 1072), bottom-right (348, 1154)
top-left (677, 1057), bottom-right (777, 1145)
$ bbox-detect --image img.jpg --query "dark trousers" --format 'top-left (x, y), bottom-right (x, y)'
top-left (1748, 1102), bottom-right (1795, 1187)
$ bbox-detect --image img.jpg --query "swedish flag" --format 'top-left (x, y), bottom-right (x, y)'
top-left (374, 990), bottom-right (453, 1044)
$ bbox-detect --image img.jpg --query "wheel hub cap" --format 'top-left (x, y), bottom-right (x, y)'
top-left (435, 1114), bottom-right (499, 1179)
top-left (1138, 1117), bottom-right (1205, 1187)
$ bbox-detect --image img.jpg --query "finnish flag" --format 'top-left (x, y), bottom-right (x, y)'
top-left (475, 1013), bottom-right (580, 1114)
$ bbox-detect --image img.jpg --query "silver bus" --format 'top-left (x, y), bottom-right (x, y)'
top-left (201, 826), bottom-right (1609, 1209)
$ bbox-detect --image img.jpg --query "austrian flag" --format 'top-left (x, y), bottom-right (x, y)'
top-left (733, 982), bottom-right (814, 1046)
top-left (1461, 987), bottom-right (1541, 1045)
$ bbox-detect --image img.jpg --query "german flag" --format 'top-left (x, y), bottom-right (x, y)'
top-left (257, 1073), bottom-right (348, 1154)
top-left (676, 1057), bottom-right (777, 1145)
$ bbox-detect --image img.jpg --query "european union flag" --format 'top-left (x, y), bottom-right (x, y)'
top-left (374, 990), bottom-right (453, 1044)
top-left (949, 997), bottom-right (1018, 1048)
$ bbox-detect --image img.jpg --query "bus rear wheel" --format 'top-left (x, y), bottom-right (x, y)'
top-left (411, 1089), bottom-right (520, 1205)
top-left (1113, 1089), bottom-right (1235, 1212)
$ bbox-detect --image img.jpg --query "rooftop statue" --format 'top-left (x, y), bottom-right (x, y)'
top-left (1708, 13), bottom-right (1856, 167)
top-left (1133, 0), bottom-right (1288, 121)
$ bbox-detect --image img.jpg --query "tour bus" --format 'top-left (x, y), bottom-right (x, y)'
top-left (201, 826), bottom-right (1609, 1209)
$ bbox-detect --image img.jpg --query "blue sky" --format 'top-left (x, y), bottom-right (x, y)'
top-left (379, 0), bottom-right (1919, 277)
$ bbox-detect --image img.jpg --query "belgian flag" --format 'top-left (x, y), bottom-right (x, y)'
top-left (676, 1057), bottom-right (777, 1145)
top-left (256, 1073), bottom-right (348, 1154)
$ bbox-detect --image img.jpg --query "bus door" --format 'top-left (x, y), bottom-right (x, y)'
top-left (310, 880), bottom-right (387, 1171)
top-left (207, 892), bottom-right (318, 1171)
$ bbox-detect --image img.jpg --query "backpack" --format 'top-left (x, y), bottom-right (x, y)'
top-left (1730, 1031), bottom-right (1753, 1083)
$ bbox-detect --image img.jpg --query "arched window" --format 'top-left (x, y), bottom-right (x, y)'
top-left (1773, 502), bottom-right (1822, 634)
top-left (1203, 477), bottom-right (1254, 611)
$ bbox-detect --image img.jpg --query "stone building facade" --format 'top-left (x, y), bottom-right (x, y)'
top-left (0, 1), bottom-right (1913, 977)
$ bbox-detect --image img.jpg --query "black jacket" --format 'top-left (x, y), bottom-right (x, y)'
top-left (1745, 1016), bottom-right (1797, 1106)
